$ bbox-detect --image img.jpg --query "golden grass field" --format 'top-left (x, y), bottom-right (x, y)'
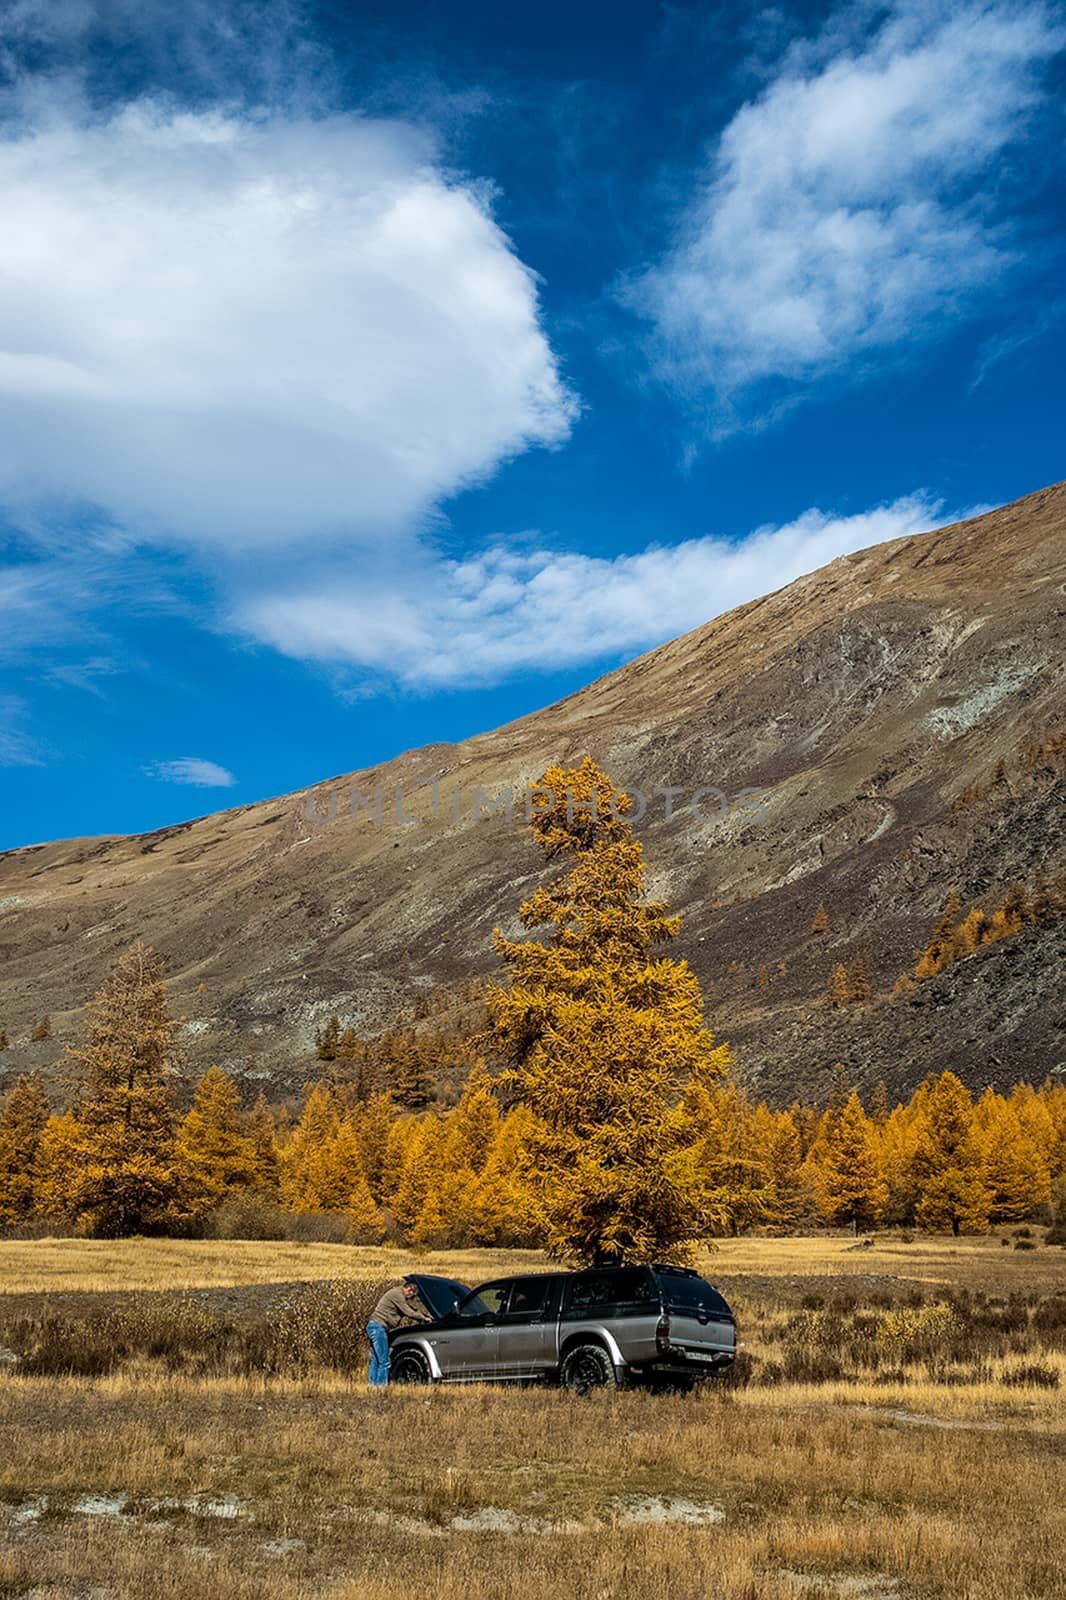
top-left (1, 1233), bottom-right (1064, 1600)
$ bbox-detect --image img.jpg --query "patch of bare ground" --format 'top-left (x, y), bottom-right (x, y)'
top-left (780, 1574), bottom-right (901, 1599)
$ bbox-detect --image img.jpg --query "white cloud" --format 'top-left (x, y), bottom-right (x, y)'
top-left (631, 1), bottom-right (1063, 430)
top-left (146, 757), bottom-right (238, 787)
top-left (0, 692), bottom-right (43, 766)
top-left (0, 537), bottom-right (186, 668)
top-left (0, 0), bottom-right (332, 111)
top-left (43, 656), bottom-right (121, 695)
top-left (0, 554), bottom-right (109, 654)
top-left (0, 100), bottom-right (575, 548)
top-left (240, 493), bottom-right (947, 686)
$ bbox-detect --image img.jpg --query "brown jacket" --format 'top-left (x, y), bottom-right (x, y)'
top-left (370, 1284), bottom-right (433, 1331)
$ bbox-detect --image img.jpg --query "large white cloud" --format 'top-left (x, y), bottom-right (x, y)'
top-left (631, 1), bottom-right (1063, 430)
top-left (0, 1), bottom-right (1021, 717)
top-left (0, 100), bottom-right (575, 546)
top-left (240, 494), bottom-right (948, 685)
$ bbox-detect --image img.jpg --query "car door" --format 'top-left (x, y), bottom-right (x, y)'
top-left (494, 1276), bottom-right (562, 1376)
top-left (427, 1281), bottom-right (509, 1380)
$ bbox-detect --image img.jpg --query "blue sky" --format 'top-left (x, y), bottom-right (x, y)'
top-left (1, 0), bottom-right (1064, 849)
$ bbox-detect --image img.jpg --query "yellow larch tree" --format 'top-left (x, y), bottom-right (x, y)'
top-left (757, 1104), bottom-right (809, 1228)
top-left (411, 1164), bottom-right (481, 1249)
top-left (950, 907), bottom-right (985, 959)
top-left (383, 1030), bottom-right (435, 1110)
top-left (315, 1014), bottom-right (342, 1061)
top-left (910, 1071), bottom-right (991, 1235)
top-left (467, 1104), bottom-right (541, 1247)
top-left (310, 1120), bottom-right (360, 1212)
top-left (1009, 1081), bottom-right (1060, 1179)
top-left (279, 1086), bottom-right (385, 1237)
top-left (483, 756), bottom-right (730, 1265)
top-left (409, 1181), bottom-right (453, 1248)
top-left (351, 1090), bottom-right (399, 1203)
top-left (806, 1092), bottom-right (887, 1228)
top-left (247, 1092), bottom-right (281, 1196)
top-left (377, 1113), bottom-right (418, 1215)
top-left (870, 1080), bottom-right (891, 1127)
top-left (973, 1090), bottom-right (1051, 1223)
top-left (390, 1116), bottom-right (448, 1240)
top-left (826, 964), bottom-right (850, 1007)
top-left (877, 1097), bottom-right (925, 1224)
top-left (344, 1160), bottom-right (387, 1245)
top-left (1041, 1079), bottom-right (1066, 1215)
top-left (54, 941), bottom-right (182, 1235)
top-left (847, 956), bottom-right (872, 1004)
top-left (0, 1072), bottom-right (51, 1225)
top-left (441, 1065), bottom-right (500, 1176)
top-left (279, 1081), bottom-right (340, 1211)
top-left (406, 1066), bottom-right (503, 1247)
top-left (32, 1111), bottom-right (85, 1222)
top-left (914, 891), bottom-right (961, 979)
top-left (686, 1081), bottom-right (773, 1235)
top-left (175, 1066), bottom-right (257, 1218)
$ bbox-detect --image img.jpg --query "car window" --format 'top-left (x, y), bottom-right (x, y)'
top-left (505, 1277), bottom-right (554, 1318)
top-left (456, 1282), bottom-right (509, 1318)
top-left (655, 1272), bottom-right (731, 1317)
top-left (564, 1268), bottom-right (656, 1314)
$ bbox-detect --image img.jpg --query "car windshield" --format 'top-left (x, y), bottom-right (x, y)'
top-left (657, 1272), bottom-right (731, 1316)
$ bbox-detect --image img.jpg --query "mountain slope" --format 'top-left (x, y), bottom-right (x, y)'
top-left (2, 481), bottom-right (1064, 1104)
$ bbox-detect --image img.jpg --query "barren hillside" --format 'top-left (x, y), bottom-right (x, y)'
top-left (2, 481), bottom-right (1064, 1104)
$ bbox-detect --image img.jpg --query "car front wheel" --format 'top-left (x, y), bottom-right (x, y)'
top-left (560, 1343), bottom-right (619, 1395)
top-left (390, 1348), bottom-right (433, 1385)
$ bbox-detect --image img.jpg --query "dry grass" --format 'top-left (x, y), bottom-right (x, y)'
top-left (2, 1229), bottom-right (1061, 1298)
top-left (707, 1232), bottom-right (1066, 1294)
top-left (1, 1233), bottom-right (1064, 1599)
top-left (0, 1237), bottom-right (546, 1296)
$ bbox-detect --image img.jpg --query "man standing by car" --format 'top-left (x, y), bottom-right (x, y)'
top-left (367, 1278), bottom-right (433, 1388)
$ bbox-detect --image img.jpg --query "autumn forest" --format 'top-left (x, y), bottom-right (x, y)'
top-left (2, 761), bottom-right (1063, 1259)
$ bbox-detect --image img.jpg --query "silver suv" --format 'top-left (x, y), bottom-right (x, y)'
top-left (388, 1265), bottom-right (736, 1392)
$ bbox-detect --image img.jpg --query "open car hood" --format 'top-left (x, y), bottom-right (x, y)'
top-left (404, 1273), bottom-right (472, 1320)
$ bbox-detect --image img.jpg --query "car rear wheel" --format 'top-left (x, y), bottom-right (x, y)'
top-left (560, 1342), bottom-right (618, 1395)
top-left (390, 1349), bottom-right (432, 1385)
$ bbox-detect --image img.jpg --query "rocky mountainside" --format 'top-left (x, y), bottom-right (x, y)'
top-left (2, 481), bottom-right (1064, 1106)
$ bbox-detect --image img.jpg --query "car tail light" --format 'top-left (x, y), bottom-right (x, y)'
top-left (655, 1317), bottom-right (671, 1352)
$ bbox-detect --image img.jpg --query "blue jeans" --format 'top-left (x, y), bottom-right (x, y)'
top-left (367, 1320), bottom-right (390, 1387)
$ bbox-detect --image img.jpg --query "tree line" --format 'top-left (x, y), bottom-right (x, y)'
top-left (1, 758), bottom-right (1063, 1258)
top-left (2, 1048), bottom-right (1062, 1245)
